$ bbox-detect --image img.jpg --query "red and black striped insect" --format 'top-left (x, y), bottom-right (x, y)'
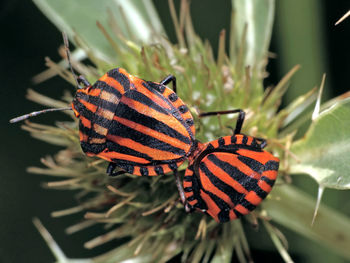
top-left (71, 67), bottom-right (196, 177)
top-left (10, 33), bottom-right (196, 195)
top-left (182, 110), bottom-right (280, 223)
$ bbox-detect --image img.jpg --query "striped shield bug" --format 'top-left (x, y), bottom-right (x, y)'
top-left (71, 67), bottom-right (196, 177)
top-left (182, 110), bottom-right (280, 223)
top-left (10, 33), bottom-right (197, 200)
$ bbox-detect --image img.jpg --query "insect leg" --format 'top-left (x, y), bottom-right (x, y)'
top-left (199, 109), bottom-right (245, 134)
top-left (174, 169), bottom-right (192, 212)
top-left (77, 75), bottom-right (91, 87)
top-left (107, 162), bottom-right (126, 176)
top-left (160, 75), bottom-right (177, 93)
top-left (62, 32), bottom-right (83, 89)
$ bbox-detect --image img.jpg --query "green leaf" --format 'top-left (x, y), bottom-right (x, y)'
top-left (231, 0), bottom-right (275, 72)
top-left (264, 185), bottom-right (350, 260)
top-left (32, 0), bottom-right (165, 62)
top-left (290, 98), bottom-right (350, 189)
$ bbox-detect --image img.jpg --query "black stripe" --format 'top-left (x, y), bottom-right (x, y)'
top-left (168, 93), bottom-right (178, 102)
top-left (251, 138), bottom-right (260, 148)
top-left (79, 122), bottom-right (105, 139)
top-left (254, 186), bottom-right (268, 200)
top-left (183, 176), bottom-right (192, 182)
top-left (205, 191), bottom-right (231, 223)
top-left (242, 135), bottom-right (248, 144)
top-left (108, 120), bottom-right (187, 157)
top-left (187, 195), bottom-right (195, 202)
top-left (107, 68), bottom-right (130, 93)
top-left (185, 119), bottom-right (194, 126)
top-left (125, 89), bottom-right (170, 115)
top-left (155, 166), bottom-right (164, 175)
top-left (206, 154), bottom-right (259, 192)
top-left (140, 167), bottom-right (149, 176)
top-left (115, 103), bottom-right (191, 145)
top-left (184, 187), bottom-right (193, 192)
top-left (232, 209), bottom-right (243, 219)
top-left (143, 82), bottom-right (195, 142)
top-left (237, 155), bottom-right (264, 173)
top-left (80, 141), bottom-right (106, 154)
top-left (178, 105), bottom-right (189, 114)
top-left (73, 100), bottom-right (112, 130)
top-left (264, 160), bottom-right (279, 171)
top-left (93, 80), bottom-right (122, 98)
top-left (261, 176), bottom-right (275, 187)
top-left (199, 162), bottom-right (244, 205)
top-left (147, 81), bottom-right (165, 93)
top-left (106, 141), bottom-right (152, 161)
top-left (168, 162), bottom-right (178, 170)
top-left (218, 137), bottom-right (225, 146)
top-left (231, 135), bottom-right (237, 144)
top-left (187, 166), bottom-right (208, 210)
top-left (238, 198), bottom-right (256, 211)
top-left (206, 144), bottom-right (215, 150)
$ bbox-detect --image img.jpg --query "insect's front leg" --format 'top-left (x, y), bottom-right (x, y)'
top-left (160, 75), bottom-right (177, 93)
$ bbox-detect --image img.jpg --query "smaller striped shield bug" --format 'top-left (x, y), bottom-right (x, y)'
top-left (182, 110), bottom-right (280, 223)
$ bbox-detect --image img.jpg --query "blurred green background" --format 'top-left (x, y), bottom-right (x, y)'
top-left (1, 0), bottom-right (349, 262)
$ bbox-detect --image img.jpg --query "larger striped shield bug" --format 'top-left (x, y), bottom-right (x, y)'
top-left (182, 110), bottom-right (280, 223)
top-left (71, 67), bottom-right (196, 177)
top-left (10, 33), bottom-right (197, 200)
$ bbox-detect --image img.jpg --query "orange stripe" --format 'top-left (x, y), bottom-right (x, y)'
top-left (235, 135), bottom-right (243, 144)
top-left (199, 168), bottom-right (235, 208)
top-left (147, 166), bottom-right (156, 176)
top-left (118, 68), bottom-right (130, 76)
top-left (258, 180), bottom-right (272, 193)
top-left (205, 154), bottom-right (248, 194)
top-left (237, 148), bottom-right (276, 165)
top-left (80, 115), bottom-right (91, 129)
top-left (245, 191), bottom-right (262, 206)
top-left (234, 204), bottom-right (250, 215)
top-left (99, 74), bottom-right (126, 94)
top-left (79, 99), bottom-right (97, 113)
top-left (106, 134), bottom-right (183, 161)
top-left (262, 170), bottom-right (278, 181)
top-left (224, 136), bottom-right (231, 145)
top-left (183, 180), bottom-right (192, 188)
top-left (113, 114), bottom-right (190, 153)
top-left (185, 169), bottom-right (193, 176)
top-left (199, 189), bottom-right (221, 222)
top-left (96, 150), bottom-right (149, 164)
top-left (88, 88), bottom-right (101, 97)
top-left (133, 166), bottom-right (141, 176)
top-left (210, 140), bottom-right (219, 149)
top-left (246, 136), bottom-right (253, 146)
top-left (134, 80), bottom-right (172, 111)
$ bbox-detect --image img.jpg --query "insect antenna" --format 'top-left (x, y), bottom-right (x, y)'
top-left (10, 107), bottom-right (72, 123)
top-left (62, 32), bottom-right (83, 89)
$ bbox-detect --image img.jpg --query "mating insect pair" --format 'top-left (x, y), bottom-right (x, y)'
top-left (11, 34), bottom-right (279, 223)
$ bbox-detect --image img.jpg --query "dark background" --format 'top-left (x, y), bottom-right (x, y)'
top-left (1, 0), bottom-right (349, 262)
